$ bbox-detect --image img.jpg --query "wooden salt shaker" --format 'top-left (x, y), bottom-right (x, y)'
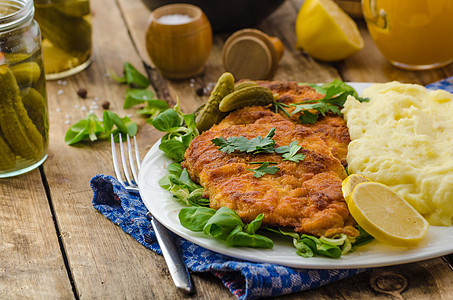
top-left (222, 29), bottom-right (284, 80)
top-left (145, 4), bottom-right (212, 79)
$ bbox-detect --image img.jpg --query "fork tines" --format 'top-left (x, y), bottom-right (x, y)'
top-left (111, 133), bottom-right (141, 189)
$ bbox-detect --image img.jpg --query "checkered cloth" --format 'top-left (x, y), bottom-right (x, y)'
top-left (426, 76), bottom-right (453, 92)
top-left (92, 77), bottom-right (452, 299)
top-left (91, 175), bottom-right (363, 299)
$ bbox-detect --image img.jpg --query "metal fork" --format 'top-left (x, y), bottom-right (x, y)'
top-left (111, 133), bottom-right (194, 294)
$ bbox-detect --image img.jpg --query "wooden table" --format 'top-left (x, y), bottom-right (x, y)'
top-left (2, 0), bottom-right (453, 298)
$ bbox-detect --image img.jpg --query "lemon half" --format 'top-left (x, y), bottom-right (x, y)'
top-left (295, 0), bottom-right (364, 61)
top-left (348, 182), bottom-right (429, 247)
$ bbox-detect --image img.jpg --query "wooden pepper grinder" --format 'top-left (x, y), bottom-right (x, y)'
top-left (222, 28), bottom-right (284, 80)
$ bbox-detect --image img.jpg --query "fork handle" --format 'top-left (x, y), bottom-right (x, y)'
top-left (151, 217), bottom-right (194, 294)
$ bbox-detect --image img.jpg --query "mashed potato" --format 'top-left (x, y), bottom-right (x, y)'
top-left (342, 81), bottom-right (453, 226)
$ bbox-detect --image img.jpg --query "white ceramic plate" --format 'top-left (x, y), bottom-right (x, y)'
top-left (138, 83), bottom-right (453, 269)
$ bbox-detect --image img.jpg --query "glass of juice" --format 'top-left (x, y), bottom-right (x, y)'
top-left (362, 0), bottom-right (453, 70)
top-left (34, 0), bottom-right (92, 79)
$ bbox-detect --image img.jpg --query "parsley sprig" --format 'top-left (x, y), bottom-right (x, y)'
top-left (247, 162), bottom-right (279, 178)
top-left (274, 79), bottom-right (369, 124)
top-left (212, 128), bottom-right (306, 177)
top-left (275, 141), bottom-right (306, 163)
top-left (211, 128), bottom-right (276, 154)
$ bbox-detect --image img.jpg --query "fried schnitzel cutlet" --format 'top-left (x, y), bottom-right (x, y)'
top-left (256, 80), bottom-right (351, 167)
top-left (182, 81), bottom-right (358, 238)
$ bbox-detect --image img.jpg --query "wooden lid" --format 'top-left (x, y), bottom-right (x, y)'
top-left (222, 29), bottom-right (283, 80)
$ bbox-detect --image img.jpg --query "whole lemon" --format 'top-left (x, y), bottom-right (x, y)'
top-left (295, 0), bottom-right (364, 61)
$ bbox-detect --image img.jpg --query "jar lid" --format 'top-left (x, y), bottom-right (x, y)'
top-left (222, 29), bottom-right (283, 80)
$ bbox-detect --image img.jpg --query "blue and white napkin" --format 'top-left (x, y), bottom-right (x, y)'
top-left (91, 174), bottom-right (362, 299)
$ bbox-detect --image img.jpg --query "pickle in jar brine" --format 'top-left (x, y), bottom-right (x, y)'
top-left (21, 87), bottom-right (48, 138)
top-left (0, 53), bottom-right (49, 175)
top-left (0, 0), bottom-right (49, 177)
top-left (0, 65), bottom-right (44, 160)
top-left (34, 0), bottom-right (92, 78)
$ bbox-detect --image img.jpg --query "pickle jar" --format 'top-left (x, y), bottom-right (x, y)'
top-left (34, 0), bottom-right (92, 80)
top-left (0, 0), bottom-right (49, 177)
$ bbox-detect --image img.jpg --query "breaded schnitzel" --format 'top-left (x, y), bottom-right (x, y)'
top-left (182, 82), bottom-right (357, 237)
top-left (256, 80), bottom-right (350, 166)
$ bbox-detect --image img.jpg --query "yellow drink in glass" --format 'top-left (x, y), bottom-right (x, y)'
top-left (362, 0), bottom-right (453, 70)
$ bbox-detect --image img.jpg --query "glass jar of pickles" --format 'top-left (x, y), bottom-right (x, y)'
top-left (34, 0), bottom-right (92, 79)
top-left (0, 0), bottom-right (49, 177)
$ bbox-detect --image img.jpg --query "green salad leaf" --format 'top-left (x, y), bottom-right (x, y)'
top-left (151, 103), bottom-right (199, 162)
top-left (123, 88), bottom-right (169, 121)
top-left (179, 207), bottom-right (273, 248)
top-left (109, 62), bottom-right (149, 88)
top-left (159, 162), bottom-right (208, 207)
top-left (266, 226), bottom-right (374, 258)
top-left (65, 111), bottom-right (137, 145)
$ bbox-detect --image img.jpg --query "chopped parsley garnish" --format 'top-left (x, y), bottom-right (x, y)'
top-left (211, 128), bottom-right (276, 154)
top-left (273, 79), bottom-right (369, 124)
top-left (211, 128), bottom-right (307, 177)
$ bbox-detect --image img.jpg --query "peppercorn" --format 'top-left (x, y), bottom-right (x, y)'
top-left (195, 86), bottom-right (204, 96)
top-left (102, 101), bottom-right (110, 109)
top-left (77, 88), bottom-right (87, 98)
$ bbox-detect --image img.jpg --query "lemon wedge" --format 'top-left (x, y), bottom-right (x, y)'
top-left (295, 0), bottom-right (364, 61)
top-left (348, 182), bottom-right (429, 247)
top-left (342, 174), bottom-right (370, 203)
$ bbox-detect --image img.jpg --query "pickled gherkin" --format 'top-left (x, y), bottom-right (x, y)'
top-left (34, 6), bottom-right (91, 54)
top-left (0, 0), bottom-right (49, 177)
top-left (0, 65), bottom-right (43, 160)
top-left (3, 53), bottom-right (31, 64)
top-left (0, 132), bottom-right (15, 169)
top-left (10, 62), bottom-right (41, 86)
top-left (21, 87), bottom-right (48, 137)
top-left (195, 72), bottom-right (235, 132)
top-left (55, 0), bottom-right (90, 17)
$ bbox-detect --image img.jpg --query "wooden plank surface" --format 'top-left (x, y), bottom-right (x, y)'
top-left (0, 170), bottom-right (73, 299)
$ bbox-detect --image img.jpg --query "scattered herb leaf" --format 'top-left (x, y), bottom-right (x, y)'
top-left (275, 141), bottom-right (306, 163)
top-left (109, 62), bottom-right (149, 88)
top-left (289, 80), bottom-right (369, 124)
top-left (65, 111), bottom-right (137, 145)
top-left (273, 101), bottom-right (291, 118)
top-left (123, 88), bottom-right (169, 121)
top-left (246, 162), bottom-right (280, 178)
top-left (298, 110), bottom-right (318, 124)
